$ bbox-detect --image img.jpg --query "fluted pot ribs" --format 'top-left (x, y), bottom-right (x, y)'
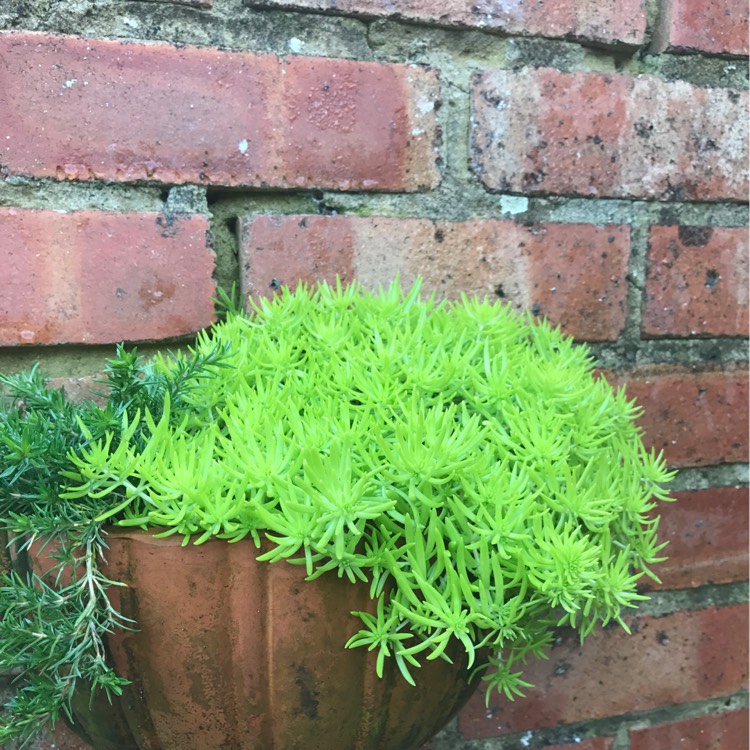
top-left (33, 530), bottom-right (481, 750)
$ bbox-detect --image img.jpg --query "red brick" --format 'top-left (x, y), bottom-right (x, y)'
top-left (648, 487), bottom-right (750, 590)
top-left (37, 723), bottom-right (95, 750)
top-left (629, 710), bottom-right (750, 750)
top-left (241, 214), bottom-right (358, 298)
top-left (240, 215), bottom-right (630, 341)
top-left (0, 208), bottom-right (215, 345)
top-left (617, 367), bottom-right (749, 467)
top-left (458, 605), bottom-right (749, 738)
top-left (243, 0), bottom-right (647, 47)
top-left (543, 740), bottom-right (614, 750)
top-left (653, 0), bottom-right (749, 57)
top-left (0, 32), bottom-right (439, 192)
top-left (471, 69), bottom-right (748, 201)
top-left (643, 226), bottom-right (749, 337)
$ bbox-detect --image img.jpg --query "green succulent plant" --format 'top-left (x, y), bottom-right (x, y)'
top-left (0, 278), bottom-right (674, 745)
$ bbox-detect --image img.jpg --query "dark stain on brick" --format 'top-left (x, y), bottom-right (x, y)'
top-left (663, 239), bottom-right (679, 267)
top-left (678, 226), bottom-right (714, 247)
top-left (523, 171), bottom-right (545, 186)
top-left (479, 89), bottom-right (504, 108)
top-left (293, 665), bottom-right (320, 720)
top-left (705, 269), bottom-right (720, 288)
top-left (156, 213), bottom-right (177, 238)
top-left (434, 228), bottom-right (445, 243)
top-left (554, 660), bottom-right (571, 675)
top-left (666, 185), bottom-right (689, 202)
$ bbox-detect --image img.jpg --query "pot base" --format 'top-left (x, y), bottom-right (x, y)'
top-left (41, 530), bottom-right (482, 750)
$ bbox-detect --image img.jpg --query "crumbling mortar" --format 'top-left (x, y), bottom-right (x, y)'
top-left (297, 194), bottom-right (748, 227)
top-left (636, 338), bottom-right (749, 365)
top-left (0, 344), bottom-right (163, 379)
top-left (366, 17), bottom-right (509, 69)
top-left (621, 218), bottom-right (651, 365)
top-left (624, 52), bottom-right (748, 88)
top-left (639, 581), bottom-right (749, 617)
top-left (642, 0), bottom-right (664, 51)
top-left (0, 175), bottom-right (749, 227)
top-left (0, 1), bottom-right (374, 60)
top-left (0, 178), bottom-right (163, 212)
top-left (427, 62), bottom-right (480, 208)
top-left (2, 2), bottom-right (747, 90)
top-left (165, 184), bottom-right (208, 214)
top-left (611, 724), bottom-right (631, 750)
top-left (584, 338), bottom-right (749, 372)
top-left (668, 463), bottom-right (749, 493)
top-left (580, 45), bottom-right (620, 73)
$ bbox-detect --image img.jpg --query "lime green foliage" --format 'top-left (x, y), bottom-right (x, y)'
top-left (63, 279), bottom-right (675, 701)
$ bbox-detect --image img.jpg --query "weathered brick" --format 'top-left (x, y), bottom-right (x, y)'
top-left (617, 367), bottom-right (749, 467)
top-left (543, 740), bottom-right (614, 750)
top-left (0, 208), bottom-right (215, 346)
top-left (629, 709), bottom-right (750, 750)
top-left (241, 214), bottom-right (358, 298)
top-left (648, 487), bottom-right (750, 590)
top-left (39, 724), bottom-right (94, 750)
top-left (0, 32), bottom-right (439, 192)
top-left (653, 0), bottom-right (749, 57)
top-left (243, 0), bottom-right (647, 47)
top-left (643, 225), bottom-right (749, 338)
top-left (471, 68), bottom-right (748, 201)
top-left (458, 605), bottom-right (749, 738)
top-left (240, 215), bottom-right (630, 341)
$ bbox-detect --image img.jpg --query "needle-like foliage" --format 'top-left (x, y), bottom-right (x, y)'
top-left (0, 342), bottom-right (228, 745)
top-left (1, 278), bottom-right (674, 742)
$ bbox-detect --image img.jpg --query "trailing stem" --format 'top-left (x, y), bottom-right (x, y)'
top-left (0, 523), bottom-right (133, 746)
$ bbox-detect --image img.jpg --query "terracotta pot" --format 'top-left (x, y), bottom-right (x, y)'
top-left (30, 529), bottom-right (483, 750)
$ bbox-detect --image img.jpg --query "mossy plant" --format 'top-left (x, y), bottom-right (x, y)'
top-left (0, 279), bottom-right (674, 744)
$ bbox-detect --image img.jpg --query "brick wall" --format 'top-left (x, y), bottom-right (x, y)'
top-left (0, 1), bottom-right (747, 749)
